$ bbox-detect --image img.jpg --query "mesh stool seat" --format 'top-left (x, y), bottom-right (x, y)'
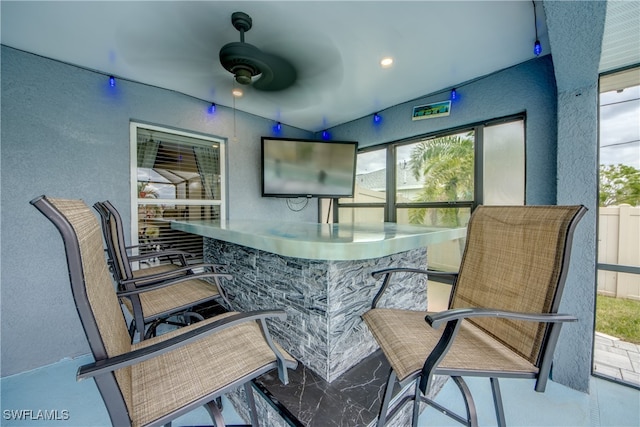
top-left (32, 195), bottom-right (297, 427)
top-left (127, 312), bottom-right (295, 427)
top-left (363, 205), bottom-right (587, 427)
top-left (121, 277), bottom-right (224, 320)
top-left (364, 308), bottom-right (538, 383)
top-left (94, 200), bottom-right (232, 339)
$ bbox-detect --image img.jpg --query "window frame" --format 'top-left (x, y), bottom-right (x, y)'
top-left (337, 113), bottom-right (525, 222)
top-left (129, 121), bottom-right (227, 251)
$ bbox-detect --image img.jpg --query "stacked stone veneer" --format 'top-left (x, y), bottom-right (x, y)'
top-left (204, 238), bottom-right (428, 382)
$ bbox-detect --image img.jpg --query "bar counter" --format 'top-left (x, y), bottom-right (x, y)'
top-left (172, 219), bottom-right (466, 382)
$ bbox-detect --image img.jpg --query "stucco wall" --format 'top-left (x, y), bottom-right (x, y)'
top-left (0, 46), bottom-right (314, 376)
top-left (544, 0), bottom-right (606, 393)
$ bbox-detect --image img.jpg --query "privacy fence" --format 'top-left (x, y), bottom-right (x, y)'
top-left (597, 205), bottom-right (640, 301)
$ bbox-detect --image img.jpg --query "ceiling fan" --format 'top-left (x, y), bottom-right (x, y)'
top-left (219, 11), bottom-right (297, 91)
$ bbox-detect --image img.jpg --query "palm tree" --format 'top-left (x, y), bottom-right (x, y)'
top-left (407, 134), bottom-right (474, 227)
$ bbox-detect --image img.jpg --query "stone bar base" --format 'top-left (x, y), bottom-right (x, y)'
top-left (204, 239), bottom-right (428, 382)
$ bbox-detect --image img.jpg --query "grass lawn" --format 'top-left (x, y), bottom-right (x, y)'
top-left (596, 294), bottom-right (640, 344)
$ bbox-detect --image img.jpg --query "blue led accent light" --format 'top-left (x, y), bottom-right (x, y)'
top-left (534, 40), bottom-right (542, 56)
top-left (373, 113), bottom-right (381, 123)
top-left (450, 88), bottom-right (457, 100)
top-left (276, 122), bottom-right (282, 131)
top-left (322, 130), bottom-right (330, 140)
top-left (209, 103), bottom-right (216, 114)
top-left (109, 76), bottom-right (115, 87)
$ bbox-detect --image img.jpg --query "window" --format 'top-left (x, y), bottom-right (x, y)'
top-left (338, 147), bottom-right (387, 223)
top-left (483, 120), bottom-right (525, 205)
top-left (130, 122), bottom-right (226, 264)
top-left (395, 130), bottom-right (475, 226)
top-left (338, 115), bottom-right (525, 271)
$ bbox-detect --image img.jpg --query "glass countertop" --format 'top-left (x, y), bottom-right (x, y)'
top-left (171, 220), bottom-right (466, 261)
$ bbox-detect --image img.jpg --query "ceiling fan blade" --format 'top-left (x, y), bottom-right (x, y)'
top-left (252, 50), bottom-right (297, 91)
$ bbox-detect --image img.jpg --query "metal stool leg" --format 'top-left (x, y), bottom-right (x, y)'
top-left (245, 382), bottom-right (259, 427)
top-left (205, 399), bottom-right (226, 427)
top-left (452, 376), bottom-right (478, 427)
top-left (376, 369), bottom-right (397, 427)
top-left (490, 377), bottom-right (506, 427)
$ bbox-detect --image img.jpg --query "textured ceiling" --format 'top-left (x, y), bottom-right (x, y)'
top-left (1, 1), bottom-right (638, 132)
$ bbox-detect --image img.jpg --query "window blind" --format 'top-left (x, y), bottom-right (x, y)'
top-left (135, 126), bottom-right (223, 264)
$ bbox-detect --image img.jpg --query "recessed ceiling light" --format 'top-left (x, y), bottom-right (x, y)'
top-left (380, 57), bottom-right (394, 68)
top-left (232, 88), bottom-right (243, 97)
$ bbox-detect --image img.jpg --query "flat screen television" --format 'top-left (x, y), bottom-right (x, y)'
top-left (261, 137), bottom-right (358, 198)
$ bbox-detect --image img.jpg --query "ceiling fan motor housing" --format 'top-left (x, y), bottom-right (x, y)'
top-left (219, 42), bottom-right (263, 85)
top-left (219, 11), bottom-right (297, 91)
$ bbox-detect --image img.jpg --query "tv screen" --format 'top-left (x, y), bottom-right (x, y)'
top-left (261, 137), bottom-right (358, 198)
